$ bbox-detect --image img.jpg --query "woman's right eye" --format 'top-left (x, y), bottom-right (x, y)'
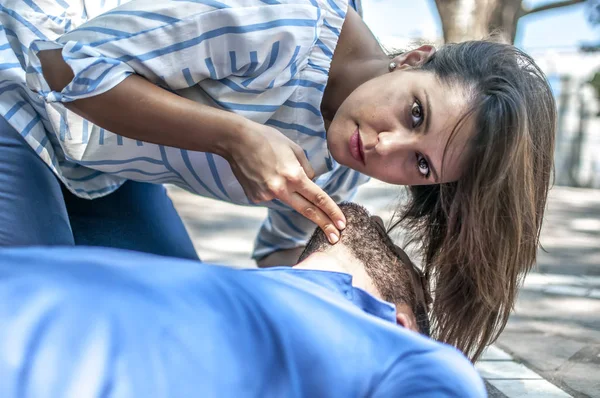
top-left (411, 99), bottom-right (424, 128)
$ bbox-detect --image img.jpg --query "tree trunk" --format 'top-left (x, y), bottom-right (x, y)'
top-left (434, 0), bottom-right (522, 43)
top-left (434, 0), bottom-right (587, 44)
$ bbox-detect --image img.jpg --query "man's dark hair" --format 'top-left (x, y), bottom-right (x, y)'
top-left (299, 203), bottom-right (430, 336)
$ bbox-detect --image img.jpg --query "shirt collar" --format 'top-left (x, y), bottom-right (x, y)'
top-left (254, 267), bottom-right (397, 324)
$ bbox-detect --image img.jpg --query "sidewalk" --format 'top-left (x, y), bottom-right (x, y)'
top-left (168, 182), bottom-right (600, 398)
top-left (493, 186), bottom-right (600, 398)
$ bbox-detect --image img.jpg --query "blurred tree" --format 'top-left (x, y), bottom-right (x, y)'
top-left (433, 0), bottom-right (587, 43)
top-left (588, 0), bottom-right (600, 24)
top-left (590, 71), bottom-right (600, 114)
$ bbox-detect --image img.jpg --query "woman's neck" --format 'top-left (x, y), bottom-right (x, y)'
top-left (321, 7), bottom-right (390, 126)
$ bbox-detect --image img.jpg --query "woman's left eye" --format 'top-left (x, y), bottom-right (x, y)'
top-left (416, 153), bottom-right (430, 179)
top-left (411, 99), bottom-right (424, 128)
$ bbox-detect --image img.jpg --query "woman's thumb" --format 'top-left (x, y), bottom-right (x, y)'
top-left (292, 145), bottom-right (315, 180)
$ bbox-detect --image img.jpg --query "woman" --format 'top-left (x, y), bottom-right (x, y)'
top-left (0, 0), bottom-right (556, 360)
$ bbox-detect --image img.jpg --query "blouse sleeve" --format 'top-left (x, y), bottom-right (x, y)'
top-left (25, 0), bottom-right (323, 103)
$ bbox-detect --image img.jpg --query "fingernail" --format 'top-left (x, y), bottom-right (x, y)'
top-left (336, 220), bottom-right (346, 229)
top-left (329, 233), bottom-right (339, 244)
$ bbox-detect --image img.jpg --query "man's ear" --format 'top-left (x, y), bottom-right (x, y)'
top-left (395, 307), bottom-right (418, 332)
top-left (390, 45), bottom-right (436, 71)
top-left (370, 215), bottom-right (385, 230)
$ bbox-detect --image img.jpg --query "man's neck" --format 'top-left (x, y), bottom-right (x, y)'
top-left (294, 252), bottom-right (350, 273)
top-left (294, 249), bottom-right (377, 296)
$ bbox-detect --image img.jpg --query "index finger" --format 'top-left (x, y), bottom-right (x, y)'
top-left (297, 179), bottom-right (346, 231)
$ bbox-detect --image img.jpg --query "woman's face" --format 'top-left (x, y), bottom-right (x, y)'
top-left (327, 70), bottom-right (474, 185)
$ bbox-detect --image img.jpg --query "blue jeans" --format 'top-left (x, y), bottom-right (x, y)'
top-left (0, 116), bottom-right (198, 260)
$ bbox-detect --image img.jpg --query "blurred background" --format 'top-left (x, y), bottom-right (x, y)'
top-left (168, 1), bottom-right (599, 396)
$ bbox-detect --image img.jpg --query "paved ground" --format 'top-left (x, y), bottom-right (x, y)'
top-left (492, 187), bottom-right (600, 398)
top-left (167, 182), bottom-right (600, 398)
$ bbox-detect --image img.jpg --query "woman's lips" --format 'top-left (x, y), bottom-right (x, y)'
top-left (349, 127), bottom-right (365, 165)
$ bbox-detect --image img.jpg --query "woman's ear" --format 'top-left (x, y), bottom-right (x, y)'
top-left (390, 45), bottom-right (436, 71)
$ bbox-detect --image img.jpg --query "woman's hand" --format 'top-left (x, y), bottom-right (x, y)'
top-left (225, 120), bottom-right (346, 244)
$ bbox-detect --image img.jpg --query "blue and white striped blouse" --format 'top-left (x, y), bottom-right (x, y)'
top-left (0, 0), bottom-right (369, 258)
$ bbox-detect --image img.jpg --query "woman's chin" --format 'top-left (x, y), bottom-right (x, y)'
top-left (326, 136), bottom-right (342, 162)
top-left (329, 145), bottom-right (351, 168)
top-left (327, 127), bottom-right (356, 169)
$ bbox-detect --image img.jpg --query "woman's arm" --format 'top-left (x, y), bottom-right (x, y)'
top-left (38, 50), bottom-right (346, 243)
top-left (38, 49), bottom-right (242, 157)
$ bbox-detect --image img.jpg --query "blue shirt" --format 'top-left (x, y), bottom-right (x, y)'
top-left (0, 0), bottom-right (370, 259)
top-left (0, 247), bottom-right (486, 397)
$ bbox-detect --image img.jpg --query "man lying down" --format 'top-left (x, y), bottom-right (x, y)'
top-left (0, 204), bottom-right (486, 397)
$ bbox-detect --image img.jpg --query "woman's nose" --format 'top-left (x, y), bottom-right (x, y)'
top-left (375, 131), bottom-right (413, 157)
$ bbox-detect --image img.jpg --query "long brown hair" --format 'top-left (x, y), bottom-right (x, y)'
top-left (391, 41), bottom-right (556, 361)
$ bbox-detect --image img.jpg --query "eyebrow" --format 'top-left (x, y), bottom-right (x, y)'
top-left (424, 153), bottom-right (439, 183)
top-left (423, 90), bottom-right (440, 183)
top-left (424, 90), bottom-right (432, 136)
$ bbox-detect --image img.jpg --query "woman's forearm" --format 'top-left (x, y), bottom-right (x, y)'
top-left (38, 49), bottom-right (245, 158)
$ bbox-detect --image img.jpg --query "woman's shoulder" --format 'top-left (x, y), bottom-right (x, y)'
top-left (248, 0), bottom-right (351, 15)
